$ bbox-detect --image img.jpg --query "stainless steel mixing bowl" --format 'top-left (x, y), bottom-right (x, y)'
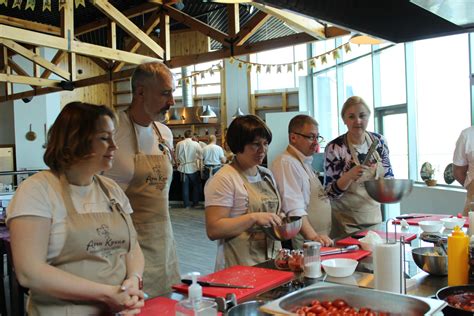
top-left (263, 216), bottom-right (302, 241)
top-left (364, 179), bottom-right (414, 203)
top-left (412, 246), bottom-right (448, 276)
top-left (227, 300), bottom-right (270, 316)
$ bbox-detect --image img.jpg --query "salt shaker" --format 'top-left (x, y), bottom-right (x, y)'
top-left (303, 242), bottom-right (322, 278)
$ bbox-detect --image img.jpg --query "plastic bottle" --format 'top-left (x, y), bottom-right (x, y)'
top-left (175, 272), bottom-right (217, 316)
top-left (448, 226), bottom-right (469, 286)
top-left (469, 236), bottom-right (474, 284)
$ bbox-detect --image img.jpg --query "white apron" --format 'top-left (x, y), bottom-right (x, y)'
top-left (463, 180), bottom-right (474, 215)
top-left (28, 175), bottom-right (136, 316)
top-left (330, 133), bottom-right (385, 238)
top-left (125, 113), bottom-right (180, 297)
top-left (221, 166), bottom-right (281, 269)
top-left (286, 146), bottom-right (332, 250)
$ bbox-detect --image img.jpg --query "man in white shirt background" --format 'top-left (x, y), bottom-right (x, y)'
top-left (453, 126), bottom-right (474, 215)
top-left (271, 115), bottom-right (333, 249)
top-left (176, 130), bottom-right (203, 208)
top-left (202, 135), bottom-right (226, 182)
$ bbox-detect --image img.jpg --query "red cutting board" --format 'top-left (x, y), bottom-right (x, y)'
top-left (336, 230), bottom-right (417, 247)
top-left (137, 297), bottom-right (222, 316)
top-left (172, 265), bottom-right (293, 302)
top-left (320, 246), bottom-right (371, 261)
top-left (392, 213), bottom-right (469, 227)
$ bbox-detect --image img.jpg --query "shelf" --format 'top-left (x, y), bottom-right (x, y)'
top-left (168, 123), bottom-right (220, 127)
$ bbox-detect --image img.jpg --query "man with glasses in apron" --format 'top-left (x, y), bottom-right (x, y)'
top-left (104, 62), bottom-right (180, 297)
top-left (271, 115), bottom-right (333, 249)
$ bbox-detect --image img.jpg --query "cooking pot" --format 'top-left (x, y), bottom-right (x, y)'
top-left (436, 285), bottom-right (474, 316)
top-left (226, 300), bottom-right (270, 316)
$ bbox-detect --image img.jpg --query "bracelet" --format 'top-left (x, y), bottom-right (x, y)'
top-left (133, 273), bottom-right (143, 290)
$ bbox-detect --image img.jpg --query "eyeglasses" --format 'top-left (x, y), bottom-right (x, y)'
top-left (293, 132), bottom-right (324, 143)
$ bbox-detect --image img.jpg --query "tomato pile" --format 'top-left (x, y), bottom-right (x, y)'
top-left (293, 299), bottom-right (389, 316)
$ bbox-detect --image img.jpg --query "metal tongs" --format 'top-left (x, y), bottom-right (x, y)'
top-left (320, 244), bottom-right (359, 256)
top-left (362, 138), bottom-right (379, 166)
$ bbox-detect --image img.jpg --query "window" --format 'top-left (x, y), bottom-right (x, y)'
top-left (250, 44), bottom-right (307, 92)
top-left (313, 69), bottom-right (338, 145)
top-left (171, 61), bottom-right (222, 99)
top-left (379, 44), bottom-right (406, 107)
top-left (414, 34), bottom-right (471, 183)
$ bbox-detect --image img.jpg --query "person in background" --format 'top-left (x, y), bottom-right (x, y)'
top-left (324, 96), bottom-right (394, 237)
top-left (103, 61), bottom-right (179, 297)
top-left (7, 102), bottom-right (144, 315)
top-left (176, 129), bottom-right (203, 208)
top-left (271, 115), bottom-right (333, 249)
top-left (453, 126), bottom-right (474, 214)
top-left (202, 134), bottom-right (226, 182)
top-left (193, 133), bottom-right (207, 149)
top-left (205, 115), bottom-right (283, 271)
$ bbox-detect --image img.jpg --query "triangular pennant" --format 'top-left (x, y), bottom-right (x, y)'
top-left (256, 65), bottom-right (261, 73)
top-left (216, 63), bottom-right (223, 71)
top-left (229, 57), bottom-right (235, 64)
top-left (42, 0), bottom-right (51, 11)
top-left (266, 65), bottom-right (271, 74)
top-left (287, 64), bottom-right (292, 73)
top-left (344, 43), bottom-right (352, 53)
top-left (247, 64), bottom-right (252, 72)
top-left (75, 0), bottom-right (85, 8)
top-left (209, 68), bottom-right (214, 76)
top-left (0, 0), bottom-right (8, 6)
top-left (238, 62), bottom-right (243, 69)
top-left (298, 61), bottom-right (304, 71)
top-left (25, 0), bottom-right (34, 10)
top-left (200, 72), bottom-right (205, 79)
top-left (12, 0), bottom-right (22, 9)
top-left (276, 65), bottom-right (282, 73)
top-left (332, 49), bottom-right (340, 60)
top-left (185, 77), bottom-right (190, 85)
top-left (321, 55), bottom-right (328, 64)
top-left (309, 59), bottom-right (316, 68)
top-left (59, 0), bottom-right (66, 10)
top-left (178, 79), bottom-right (182, 86)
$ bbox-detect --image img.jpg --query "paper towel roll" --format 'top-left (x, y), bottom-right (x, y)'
top-left (373, 242), bottom-right (402, 293)
top-left (469, 211), bottom-right (474, 236)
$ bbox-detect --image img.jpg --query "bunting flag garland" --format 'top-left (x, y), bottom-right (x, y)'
top-left (174, 41), bottom-right (352, 88)
top-left (2, 0), bottom-right (86, 10)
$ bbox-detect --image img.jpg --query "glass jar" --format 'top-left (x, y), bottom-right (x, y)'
top-left (274, 248), bottom-right (290, 270)
top-left (303, 241), bottom-right (322, 278)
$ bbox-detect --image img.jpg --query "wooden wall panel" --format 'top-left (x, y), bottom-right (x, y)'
top-left (60, 54), bottom-right (110, 108)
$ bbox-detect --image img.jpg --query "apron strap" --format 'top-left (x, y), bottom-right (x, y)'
top-left (286, 145), bottom-right (318, 179)
top-left (346, 132), bottom-right (381, 165)
top-left (59, 174), bottom-right (79, 217)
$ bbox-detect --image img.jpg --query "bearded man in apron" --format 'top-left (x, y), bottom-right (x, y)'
top-left (104, 62), bottom-right (180, 297)
top-left (271, 115), bottom-right (333, 250)
top-left (453, 126), bottom-right (474, 215)
top-left (204, 115), bottom-right (284, 271)
top-left (324, 96), bottom-right (394, 238)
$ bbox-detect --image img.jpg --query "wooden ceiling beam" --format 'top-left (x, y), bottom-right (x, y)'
top-left (0, 73), bottom-right (61, 87)
top-left (75, 2), bottom-right (160, 36)
top-left (163, 4), bottom-right (229, 46)
top-left (325, 26), bottom-right (351, 38)
top-left (91, 0), bottom-right (164, 58)
top-left (0, 24), bottom-right (161, 65)
top-left (0, 15), bottom-right (61, 36)
top-left (235, 11), bottom-right (270, 46)
top-left (251, 3), bottom-right (325, 40)
top-left (111, 10), bottom-right (162, 72)
top-left (41, 51), bottom-right (67, 79)
top-left (227, 4), bottom-right (240, 37)
top-left (0, 39), bottom-right (70, 80)
top-left (159, 11), bottom-right (170, 61)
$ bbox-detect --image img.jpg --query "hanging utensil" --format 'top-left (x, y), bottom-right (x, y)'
top-left (42, 123), bottom-right (48, 148)
top-left (25, 124), bottom-right (37, 141)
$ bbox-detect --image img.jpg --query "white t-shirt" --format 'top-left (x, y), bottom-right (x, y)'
top-left (202, 144), bottom-right (225, 166)
top-left (103, 110), bottom-right (174, 191)
top-left (6, 171), bottom-right (133, 262)
top-left (271, 145), bottom-right (312, 218)
top-left (453, 126), bottom-right (474, 187)
top-left (176, 138), bottom-right (202, 174)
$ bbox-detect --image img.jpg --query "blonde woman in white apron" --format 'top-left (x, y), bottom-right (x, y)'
top-left (205, 115), bottom-right (284, 271)
top-left (271, 115), bottom-right (333, 250)
top-left (324, 96), bottom-right (394, 238)
top-left (7, 102), bottom-right (145, 315)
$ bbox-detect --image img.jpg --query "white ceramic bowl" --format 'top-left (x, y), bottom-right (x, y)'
top-left (321, 258), bottom-right (358, 278)
top-left (440, 217), bottom-right (465, 230)
top-left (418, 220), bottom-right (443, 233)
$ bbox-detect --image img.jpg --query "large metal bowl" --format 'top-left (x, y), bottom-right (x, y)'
top-left (227, 300), bottom-right (270, 316)
top-left (412, 246), bottom-right (447, 276)
top-left (364, 179), bottom-right (414, 204)
top-left (263, 216), bottom-right (302, 241)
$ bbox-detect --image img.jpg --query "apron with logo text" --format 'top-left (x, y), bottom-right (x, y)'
top-left (125, 113), bottom-right (180, 297)
top-left (286, 146), bottom-right (332, 250)
top-left (222, 166), bottom-right (281, 268)
top-left (330, 133), bottom-right (385, 238)
top-left (28, 175), bottom-right (136, 316)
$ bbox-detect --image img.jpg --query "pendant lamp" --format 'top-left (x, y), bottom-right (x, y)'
top-left (349, 33), bottom-right (384, 45)
top-left (200, 105), bottom-right (217, 118)
top-left (169, 108), bottom-right (179, 120)
top-left (232, 107), bottom-right (245, 119)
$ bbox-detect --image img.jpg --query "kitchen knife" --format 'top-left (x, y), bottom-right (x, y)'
top-left (362, 138), bottom-right (379, 166)
top-left (180, 279), bottom-right (254, 289)
top-left (321, 245), bottom-right (359, 256)
top-left (395, 215), bottom-right (429, 220)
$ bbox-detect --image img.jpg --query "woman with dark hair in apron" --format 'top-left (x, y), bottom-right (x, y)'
top-left (205, 115), bottom-right (284, 271)
top-left (324, 96), bottom-right (394, 238)
top-left (7, 102), bottom-right (144, 315)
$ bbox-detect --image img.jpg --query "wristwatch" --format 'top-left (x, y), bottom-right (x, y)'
top-left (134, 273), bottom-right (143, 290)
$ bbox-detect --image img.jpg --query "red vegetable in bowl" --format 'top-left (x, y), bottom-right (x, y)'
top-left (445, 292), bottom-right (474, 312)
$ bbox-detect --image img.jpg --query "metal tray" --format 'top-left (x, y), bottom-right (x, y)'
top-left (260, 283), bottom-right (446, 315)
